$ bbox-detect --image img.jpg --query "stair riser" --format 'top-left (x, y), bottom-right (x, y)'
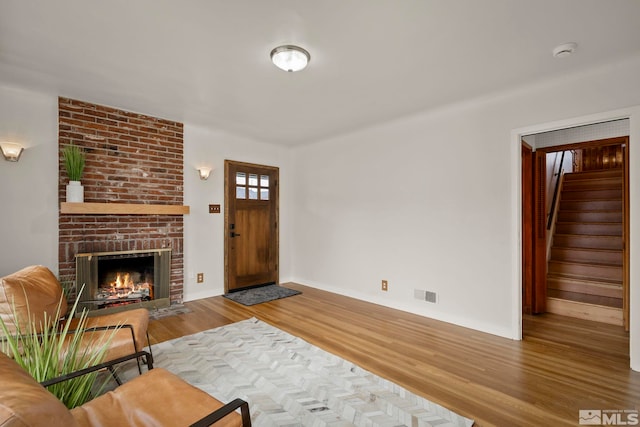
top-left (553, 235), bottom-right (622, 250)
top-left (561, 189), bottom-right (621, 200)
top-left (548, 262), bottom-right (622, 281)
top-left (555, 223), bottom-right (622, 236)
top-left (562, 178), bottom-right (622, 190)
top-left (564, 170), bottom-right (622, 180)
top-left (559, 200), bottom-right (622, 211)
top-left (557, 211), bottom-right (622, 223)
top-left (547, 277), bottom-right (623, 299)
top-left (550, 248), bottom-right (622, 265)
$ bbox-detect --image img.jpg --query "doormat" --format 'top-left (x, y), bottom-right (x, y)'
top-left (223, 284), bottom-right (301, 306)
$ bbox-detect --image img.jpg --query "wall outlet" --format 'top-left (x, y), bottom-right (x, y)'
top-left (197, 273), bottom-right (204, 283)
top-left (381, 280), bottom-right (388, 291)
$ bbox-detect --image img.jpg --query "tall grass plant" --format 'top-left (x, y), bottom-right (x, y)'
top-left (62, 143), bottom-right (85, 182)
top-left (0, 286), bottom-right (119, 408)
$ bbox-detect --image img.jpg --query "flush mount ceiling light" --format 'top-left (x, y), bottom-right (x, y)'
top-left (270, 45), bottom-right (310, 72)
top-left (553, 42), bottom-right (578, 58)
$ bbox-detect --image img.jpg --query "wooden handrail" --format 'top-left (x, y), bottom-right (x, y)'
top-left (547, 151), bottom-right (565, 230)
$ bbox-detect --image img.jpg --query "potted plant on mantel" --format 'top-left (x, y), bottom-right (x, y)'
top-left (62, 143), bottom-right (86, 203)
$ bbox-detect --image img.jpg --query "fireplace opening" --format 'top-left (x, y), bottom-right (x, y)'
top-left (76, 248), bottom-right (171, 312)
top-left (96, 255), bottom-right (154, 308)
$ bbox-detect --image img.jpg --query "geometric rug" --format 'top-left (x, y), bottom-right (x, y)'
top-left (223, 285), bottom-right (301, 306)
top-left (144, 318), bottom-right (474, 427)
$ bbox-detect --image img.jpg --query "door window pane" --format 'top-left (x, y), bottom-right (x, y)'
top-left (248, 174), bottom-right (258, 186)
top-left (236, 186), bottom-right (246, 199)
top-left (236, 172), bottom-right (246, 186)
top-left (260, 175), bottom-right (269, 187)
top-left (260, 188), bottom-right (269, 200)
top-left (248, 187), bottom-right (258, 200)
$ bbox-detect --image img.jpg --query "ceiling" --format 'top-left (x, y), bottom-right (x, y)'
top-left (1, 1), bottom-right (640, 146)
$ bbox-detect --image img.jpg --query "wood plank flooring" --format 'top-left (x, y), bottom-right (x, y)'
top-left (148, 283), bottom-right (640, 427)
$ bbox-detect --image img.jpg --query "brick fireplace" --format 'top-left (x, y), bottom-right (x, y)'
top-left (58, 98), bottom-right (185, 307)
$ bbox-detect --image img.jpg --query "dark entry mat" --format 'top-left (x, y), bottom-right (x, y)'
top-left (223, 285), bottom-right (301, 306)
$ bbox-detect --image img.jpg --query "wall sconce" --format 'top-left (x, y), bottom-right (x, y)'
top-left (0, 142), bottom-right (24, 162)
top-left (197, 167), bottom-right (212, 180)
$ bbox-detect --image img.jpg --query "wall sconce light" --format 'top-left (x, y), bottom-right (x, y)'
top-left (197, 167), bottom-right (212, 180)
top-left (0, 142), bottom-right (24, 162)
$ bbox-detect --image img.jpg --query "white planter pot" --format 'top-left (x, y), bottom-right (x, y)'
top-left (66, 180), bottom-right (84, 203)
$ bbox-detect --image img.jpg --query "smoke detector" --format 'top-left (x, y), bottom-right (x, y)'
top-left (553, 42), bottom-right (577, 58)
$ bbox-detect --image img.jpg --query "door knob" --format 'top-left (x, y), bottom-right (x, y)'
top-left (230, 232), bottom-right (241, 238)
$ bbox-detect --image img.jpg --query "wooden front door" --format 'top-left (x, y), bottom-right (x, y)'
top-left (225, 160), bottom-right (279, 292)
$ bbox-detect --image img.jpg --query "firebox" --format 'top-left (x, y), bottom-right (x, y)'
top-left (75, 248), bottom-right (171, 313)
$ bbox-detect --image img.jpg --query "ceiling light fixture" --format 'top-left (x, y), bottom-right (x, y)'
top-left (553, 42), bottom-right (578, 58)
top-left (0, 142), bottom-right (24, 162)
top-left (270, 45), bottom-right (310, 72)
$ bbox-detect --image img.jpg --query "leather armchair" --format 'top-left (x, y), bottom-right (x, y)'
top-left (0, 350), bottom-right (251, 426)
top-left (0, 265), bottom-right (150, 378)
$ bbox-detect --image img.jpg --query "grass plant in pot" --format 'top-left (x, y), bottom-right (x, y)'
top-left (62, 143), bottom-right (86, 203)
top-left (0, 287), bottom-right (120, 409)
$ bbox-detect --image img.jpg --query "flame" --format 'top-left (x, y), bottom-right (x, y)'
top-left (113, 273), bottom-right (133, 288)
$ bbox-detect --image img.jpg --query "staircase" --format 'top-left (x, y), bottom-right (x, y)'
top-left (546, 169), bottom-right (624, 325)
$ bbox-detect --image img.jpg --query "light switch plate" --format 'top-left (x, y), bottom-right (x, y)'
top-left (209, 204), bottom-right (221, 214)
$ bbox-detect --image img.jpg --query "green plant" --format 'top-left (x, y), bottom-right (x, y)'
top-left (0, 287), bottom-right (120, 408)
top-left (62, 143), bottom-right (86, 181)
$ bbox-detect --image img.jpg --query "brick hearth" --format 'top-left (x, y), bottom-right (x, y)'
top-left (58, 98), bottom-right (185, 304)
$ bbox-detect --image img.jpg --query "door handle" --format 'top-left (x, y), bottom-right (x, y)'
top-left (230, 232), bottom-right (241, 238)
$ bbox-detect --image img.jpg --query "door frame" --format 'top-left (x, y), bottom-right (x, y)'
top-left (521, 142), bottom-right (534, 314)
top-left (224, 159), bottom-right (279, 293)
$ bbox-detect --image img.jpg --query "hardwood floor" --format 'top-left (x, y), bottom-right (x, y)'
top-left (148, 283), bottom-right (640, 427)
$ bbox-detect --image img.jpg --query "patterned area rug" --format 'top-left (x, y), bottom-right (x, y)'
top-left (223, 285), bottom-right (301, 306)
top-left (143, 318), bottom-right (473, 427)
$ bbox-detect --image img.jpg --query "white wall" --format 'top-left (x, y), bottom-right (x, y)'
top-left (182, 124), bottom-right (292, 301)
top-left (0, 85), bottom-right (58, 276)
top-left (290, 53), bottom-right (640, 370)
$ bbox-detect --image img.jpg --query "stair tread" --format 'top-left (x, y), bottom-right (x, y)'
top-left (549, 259), bottom-right (622, 267)
top-left (546, 275), bottom-right (623, 288)
top-left (547, 272), bottom-right (622, 285)
top-left (550, 247), bottom-right (622, 253)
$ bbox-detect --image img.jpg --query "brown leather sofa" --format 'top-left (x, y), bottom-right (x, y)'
top-left (0, 265), bottom-right (149, 368)
top-left (0, 350), bottom-right (250, 426)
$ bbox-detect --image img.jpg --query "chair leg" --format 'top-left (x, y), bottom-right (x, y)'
top-left (145, 331), bottom-right (153, 361)
top-left (107, 366), bottom-right (122, 386)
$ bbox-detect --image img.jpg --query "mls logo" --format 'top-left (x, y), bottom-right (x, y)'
top-left (580, 410), bottom-right (602, 425)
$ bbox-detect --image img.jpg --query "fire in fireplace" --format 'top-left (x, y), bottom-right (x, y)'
top-left (96, 255), bottom-right (155, 304)
top-left (76, 248), bottom-right (171, 311)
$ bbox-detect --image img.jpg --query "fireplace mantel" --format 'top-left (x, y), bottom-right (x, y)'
top-left (60, 202), bottom-right (190, 215)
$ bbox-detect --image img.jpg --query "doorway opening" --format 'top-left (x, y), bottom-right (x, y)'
top-left (521, 120), bottom-right (630, 332)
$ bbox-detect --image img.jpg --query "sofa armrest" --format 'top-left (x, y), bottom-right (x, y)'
top-left (189, 398), bottom-right (251, 427)
top-left (40, 350), bottom-right (153, 387)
